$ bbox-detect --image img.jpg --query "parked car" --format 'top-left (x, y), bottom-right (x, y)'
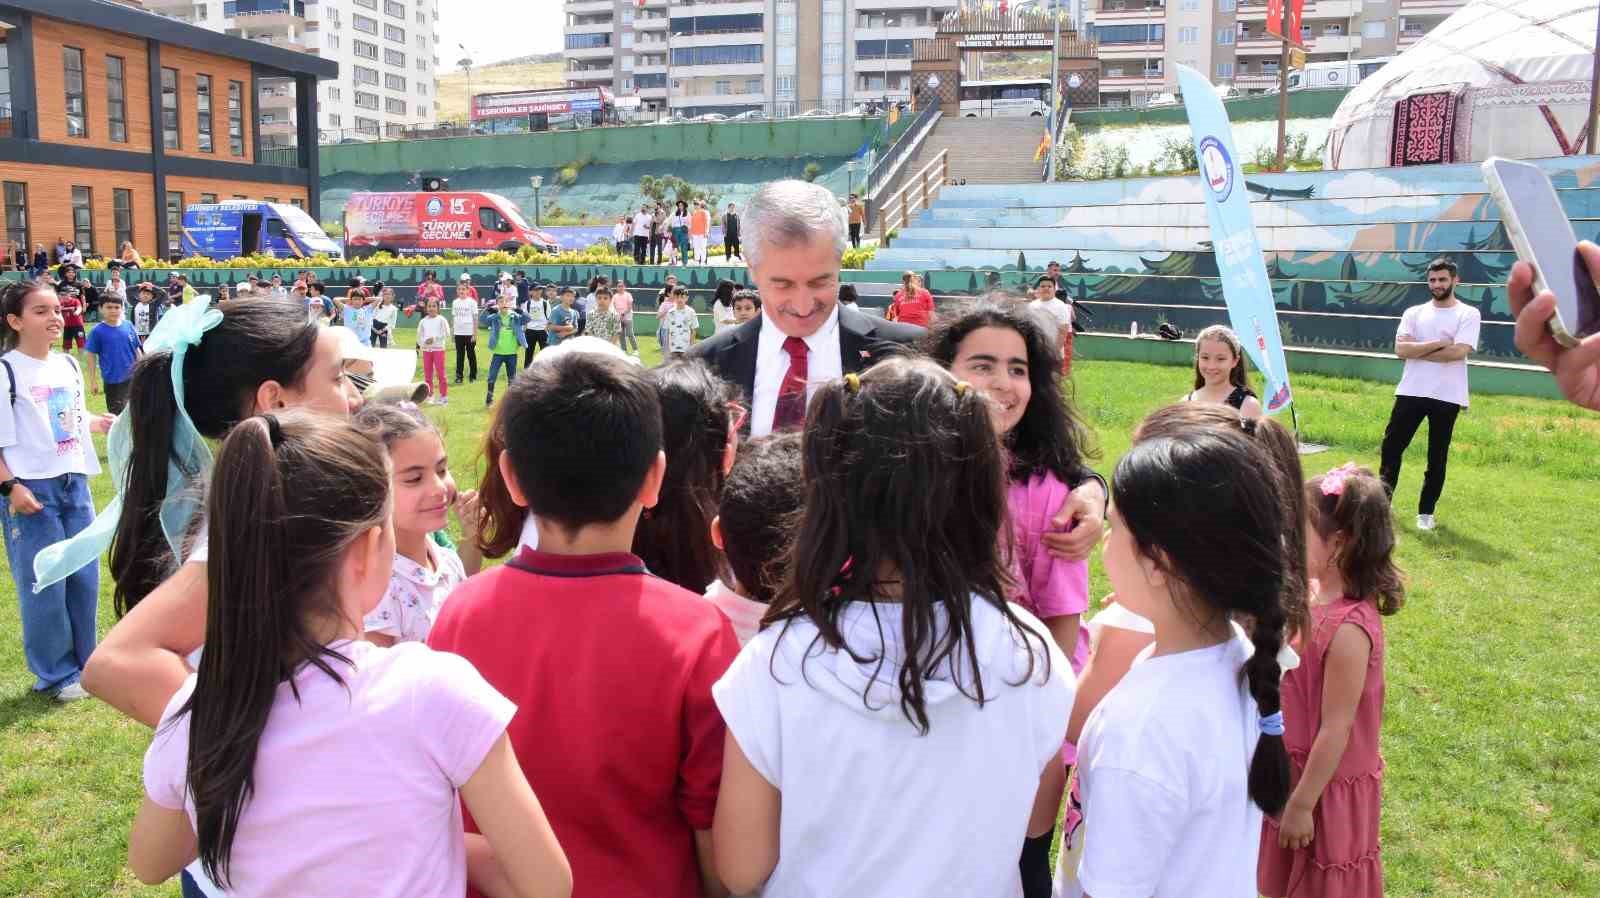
top-left (691, 113), bottom-right (729, 123)
top-left (796, 108), bottom-right (836, 119)
top-left (729, 110), bottom-right (766, 121)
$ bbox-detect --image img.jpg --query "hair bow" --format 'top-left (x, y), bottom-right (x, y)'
top-left (1320, 462), bottom-right (1361, 498)
top-left (33, 297), bottom-right (224, 591)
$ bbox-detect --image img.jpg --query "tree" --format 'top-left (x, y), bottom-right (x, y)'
top-left (638, 174), bottom-right (720, 210)
top-left (802, 161), bottom-right (822, 183)
top-left (1017, 251), bottom-right (1028, 272)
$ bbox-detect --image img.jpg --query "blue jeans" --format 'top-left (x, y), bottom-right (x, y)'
top-left (2, 473), bottom-right (98, 692)
top-left (485, 353), bottom-right (518, 403)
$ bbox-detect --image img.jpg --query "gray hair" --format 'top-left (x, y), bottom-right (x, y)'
top-left (743, 179), bottom-right (848, 268)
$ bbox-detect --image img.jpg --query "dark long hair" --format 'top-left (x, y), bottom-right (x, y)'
top-left (1192, 324), bottom-right (1254, 394)
top-left (180, 411), bottom-right (390, 888)
top-left (632, 360), bottom-right (735, 591)
top-left (1115, 403), bottom-right (1306, 816)
top-left (924, 298), bottom-right (1098, 484)
top-left (0, 279), bottom-right (52, 352)
top-left (1307, 467), bottom-right (1405, 615)
top-left (713, 278), bottom-right (737, 307)
top-left (768, 356), bottom-right (1047, 734)
top-left (110, 297), bottom-right (319, 616)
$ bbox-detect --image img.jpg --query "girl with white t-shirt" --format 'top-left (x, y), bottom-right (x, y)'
top-left (0, 281), bottom-right (115, 701)
top-left (354, 402), bottom-right (477, 645)
top-left (1074, 402), bottom-right (1303, 898)
top-left (130, 411), bottom-right (570, 898)
top-left (711, 357), bottom-right (1074, 898)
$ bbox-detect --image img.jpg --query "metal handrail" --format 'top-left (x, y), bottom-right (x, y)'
top-left (879, 148), bottom-right (950, 246)
top-left (865, 103), bottom-right (940, 203)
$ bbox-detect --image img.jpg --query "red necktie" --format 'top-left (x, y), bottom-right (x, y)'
top-left (773, 336), bottom-right (809, 431)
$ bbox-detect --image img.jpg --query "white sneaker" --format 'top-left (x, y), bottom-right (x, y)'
top-left (55, 682), bottom-right (90, 702)
top-left (1417, 514), bottom-right (1436, 531)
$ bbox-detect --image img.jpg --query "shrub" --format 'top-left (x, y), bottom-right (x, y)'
top-left (841, 245), bottom-right (878, 269)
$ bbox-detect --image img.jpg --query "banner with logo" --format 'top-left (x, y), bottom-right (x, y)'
top-left (1177, 64), bottom-right (1293, 414)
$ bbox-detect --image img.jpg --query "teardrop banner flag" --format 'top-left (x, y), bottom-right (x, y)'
top-left (1176, 64), bottom-right (1293, 414)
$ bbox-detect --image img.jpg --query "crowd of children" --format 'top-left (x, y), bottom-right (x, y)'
top-left (0, 268), bottom-right (1408, 898)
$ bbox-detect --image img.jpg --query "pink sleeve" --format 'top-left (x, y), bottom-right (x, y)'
top-left (142, 679), bottom-right (198, 810)
top-left (1019, 476), bottom-right (1090, 621)
top-left (414, 648), bottom-right (517, 787)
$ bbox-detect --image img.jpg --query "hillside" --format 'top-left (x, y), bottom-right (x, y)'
top-left (435, 60), bottom-right (566, 121)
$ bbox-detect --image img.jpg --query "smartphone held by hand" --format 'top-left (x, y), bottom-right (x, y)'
top-left (1482, 156), bottom-right (1600, 347)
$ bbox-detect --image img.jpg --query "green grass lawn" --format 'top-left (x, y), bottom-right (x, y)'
top-left (1, 330), bottom-right (1597, 897)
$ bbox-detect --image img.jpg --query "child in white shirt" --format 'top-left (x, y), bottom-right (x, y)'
top-left (704, 432), bottom-right (803, 644)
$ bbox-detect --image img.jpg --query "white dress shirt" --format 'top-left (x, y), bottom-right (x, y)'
top-left (751, 304), bottom-right (843, 437)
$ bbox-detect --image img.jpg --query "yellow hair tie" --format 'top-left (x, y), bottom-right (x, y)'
top-left (955, 380), bottom-right (970, 397)
top-left (844, 372), bottom-right (862, 394)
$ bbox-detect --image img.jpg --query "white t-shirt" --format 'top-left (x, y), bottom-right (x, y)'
top-left (632, 212), bottom-right (653, 235)
top-left (713, 598), bottom-right (1072, 898)
top-left (450, 298), bottom-right (479, 337)
top-left (1029, 297), bottom-right (1073, 332)
top-left (613, 222), bottom-right (626, 242)
top-left (417, 315), bottom-right (450, 351)
top-left (712, 300), bottom-right (737, 334)
top-left (0, 350), bottom-right (101, 480)
top-left (373, 304), bottom-right (399, 328)
top-left (1077, 635), bottom-right (1263, 898)
top-left (104, 280), bottom-right (128, 304)
top-left (1395, 300), bottom-right (1481, 407)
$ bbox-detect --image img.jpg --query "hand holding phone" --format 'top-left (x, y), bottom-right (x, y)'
top-left (1483, 157), bottom-right (1600, 347)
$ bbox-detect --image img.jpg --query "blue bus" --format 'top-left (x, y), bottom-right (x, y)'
top-left (179, 201), bottom-right (342, 261)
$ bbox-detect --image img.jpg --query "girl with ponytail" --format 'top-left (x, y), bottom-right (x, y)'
top-left (129, 411), bottom-right (570, 898)
top-left (1259, 464), bottom-right (1401, 898)
top-left (1074, 402), bottom-right (1304, 898)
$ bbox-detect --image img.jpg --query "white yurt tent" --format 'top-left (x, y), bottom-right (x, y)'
top-left (1324, 0), bottom-right (1597, 170)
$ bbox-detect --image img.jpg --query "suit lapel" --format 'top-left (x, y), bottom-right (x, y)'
top-left (838, 306), bottom-right (879, 374)
top-left (723, 317), bottom-right (762, 398)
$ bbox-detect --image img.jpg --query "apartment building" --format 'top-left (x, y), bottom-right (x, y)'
top-left (143, 0), bottom-right (440, 140)
top-left (0, 0), bottom-right (332, 260)
top-left (1088, 0), bottom-right (1467, 106)
top-left (564, 0), bottom-right (962, 117)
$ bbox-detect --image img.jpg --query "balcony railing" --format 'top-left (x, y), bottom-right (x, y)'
top-left (224, 0), bottom-right (306, 17)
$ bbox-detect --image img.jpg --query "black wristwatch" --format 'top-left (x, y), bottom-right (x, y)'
top-left (0, 478), bottom-right (19, 498)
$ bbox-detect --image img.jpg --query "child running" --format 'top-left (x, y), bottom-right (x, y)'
top-left (711, 356), bottom-right (1074, 897)
top-left (1185, 324), bottom-right (1264, 418)
top-left (354, 402), bottom-right (476, 646)
top-left (1259, 463), bottom-right (1401, 898)
top-left (130, 410), bottom-right (570, 898)
top-left (927, 300), bottom-right (1097, 897)
top-left (1075, 402), bottom-right (1304, 897)
top-left (705, 432), bottom-right (803, 645)
top-left (1, 281), bottom-right (115, 701)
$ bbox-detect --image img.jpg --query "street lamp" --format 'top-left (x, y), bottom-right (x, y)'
top-left (457, 43), bottom-right (473, 131)
top-left (529, 175), bottom-right (544, 228)
top-left (846, 158), bottom-right (860, 197)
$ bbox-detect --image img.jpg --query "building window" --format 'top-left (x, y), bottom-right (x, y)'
top-left (327, 85), bottom-right (342, 101)
top-left (63, 47), bottom-right (88, 137)
top-left (327, 34), bottom-right (341, 49)
top-left (355, 115), bottom-right (380, 134)
top-left (329, 112), bottom-right (342, 126)
top-left (1181, 0), bottom-right (1199, 9)
top-left (384, 24), bottom-right (405, 43)
top-left (416, 35), bottom-right (427, 49)
top-left (416, 104), bottom-right (427, 116)
top-left (355, 39), bottom-right (378, 60)
top-left (1178, 26), bottom-right (1199, 43)
top-left (105, 55), bottom-right (127, 143)
top-left (385, 73), bottom-right (406, 90)
top-left (1363, 20), bottom-right (1387, 38)
top-left (386, 97), bottom-right (406, 114)
top-left (4, 182), bottom-right (27, 252)
top-left (1216, 28), bottom-right (1235, 44)
top-left (384, 0), bottom-right (404, 17)
top-left (417, 58), bottom-right (427, 71)
top-left (228, 80), bottom-right (245, 156)
top-left (354, 0), bottom-right (375, 8)
top-left (1324, 23), bottom-right (1344, 35)
top-left (1094, 24), bottom-right (1165, 44)
top-left (356, 91), bottom-right (379, 109)
top-left (745, 77), bottom-right (761, 94)
top-left (671, 45), bottom-right (763, 67)
top-left (165, 191), bottom-right (183, 257)
top-left (565, 33), bottom-right (610, 50)
top-left (162, 67), bottom-right (180, 149)
top-left (714, 80), bottom-right (731, 95)
top-left (0, 45), bottom-right (11, 116)
top-left (200, 193), bottom-right (217, 204)
top-left (354, 13), bottom-right (378, 33)
top-left (385, 48), bottom-right (405, 66)
top-left (1218, 0), bottom-right (1235, 8)
top-left (354, 65), bottom-right (379, 85)
top-left (417, 82), bottom-right (427, 95)
top-left (822, 42), bottom-right (843, 67)
top-left (113, 189), bottom-right (133, 252)
top-left (1217, 62), bottom-right (1235, 78)
top-left (196, 74), bottom-right (214, 152)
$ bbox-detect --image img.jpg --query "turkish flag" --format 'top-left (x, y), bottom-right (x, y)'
top-left (1264, 0), bottom-right (1306, 47)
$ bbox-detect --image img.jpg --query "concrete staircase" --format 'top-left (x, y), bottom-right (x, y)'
top-left (907, 116), bottom-right (1048, 187)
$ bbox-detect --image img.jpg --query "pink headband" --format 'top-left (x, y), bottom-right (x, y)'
top-left (1320, 462), bottom-right (1361, 497)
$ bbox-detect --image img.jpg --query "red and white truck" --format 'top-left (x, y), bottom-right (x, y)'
top-left (342, 191), bottom-right (559, 258)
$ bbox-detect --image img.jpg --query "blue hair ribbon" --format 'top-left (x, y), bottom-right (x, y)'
top-left (32, 296), bottom-right (224, 590)
top-left (1259, 711), bottom-right (1285, 737)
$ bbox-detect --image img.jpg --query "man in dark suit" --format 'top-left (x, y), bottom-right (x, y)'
top-left (690, 179), bottom-right (924, 436)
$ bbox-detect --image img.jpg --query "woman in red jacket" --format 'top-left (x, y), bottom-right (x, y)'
top-left (888, 270), bottom-right (935, 328)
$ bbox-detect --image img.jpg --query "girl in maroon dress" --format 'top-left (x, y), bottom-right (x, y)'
top-left (1260, 463), bottom-right (1403, 898)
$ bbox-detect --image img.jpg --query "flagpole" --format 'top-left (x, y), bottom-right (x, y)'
top-left (1275, 0), bottom-right (1290, 170)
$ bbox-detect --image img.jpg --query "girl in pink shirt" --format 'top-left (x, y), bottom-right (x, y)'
top-left (927, 299), bottom-right (1098, 897)
top-left (131, 411), bottom-right (571, 898)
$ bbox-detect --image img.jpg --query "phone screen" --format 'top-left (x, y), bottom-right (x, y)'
top-left (1491, 160), bottom-right (1600, 340)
